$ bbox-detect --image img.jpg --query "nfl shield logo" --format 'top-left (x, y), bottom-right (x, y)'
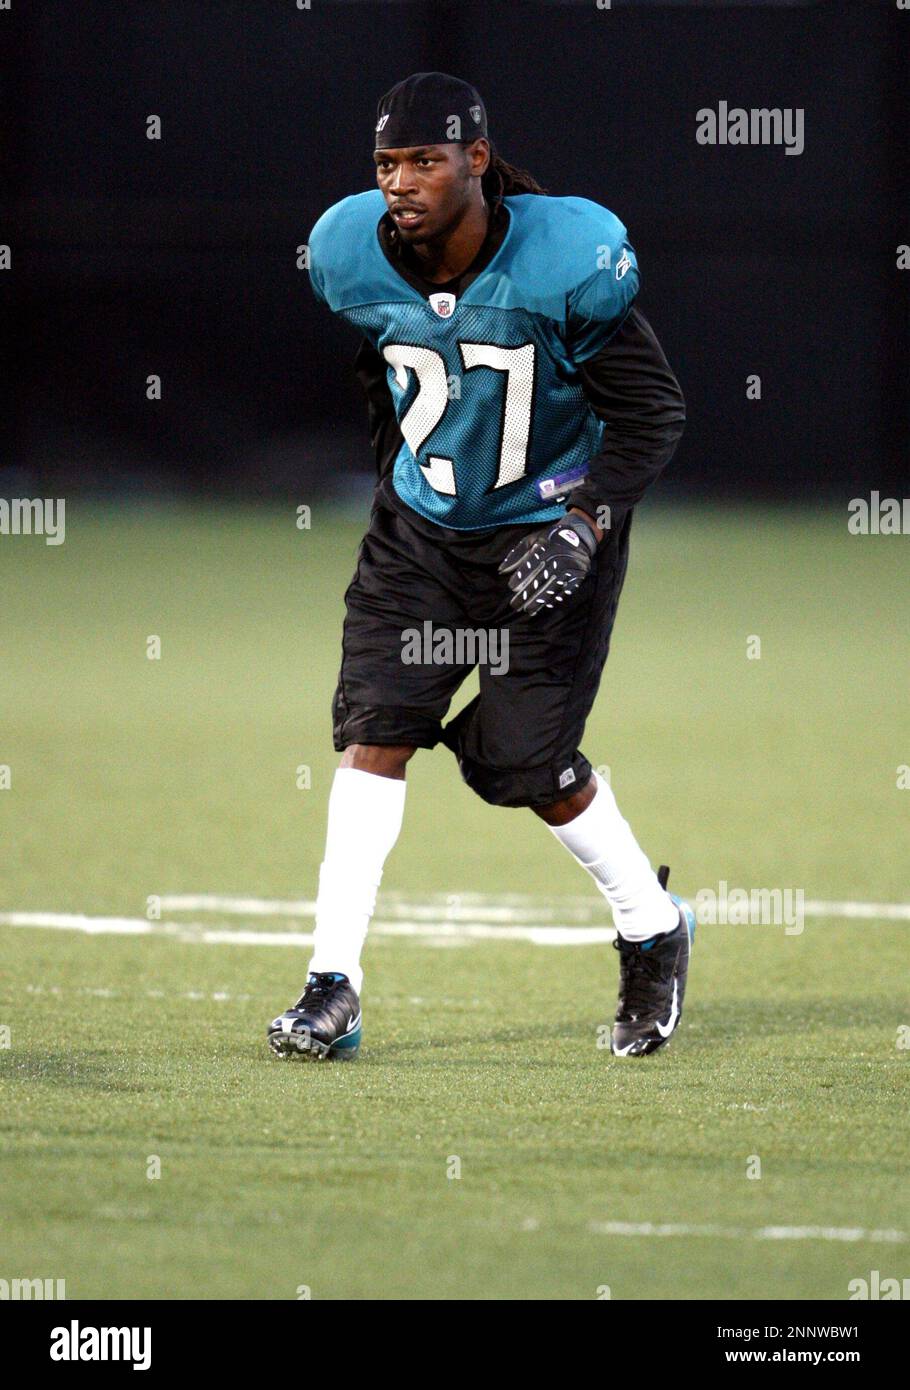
top-left (469, 105), bottom-right (482, 124)
top-left (429, 292), bottom-right (456, 318)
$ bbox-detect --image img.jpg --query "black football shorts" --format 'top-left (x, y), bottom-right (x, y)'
top-left (331, 478), bottom-right (633, 809)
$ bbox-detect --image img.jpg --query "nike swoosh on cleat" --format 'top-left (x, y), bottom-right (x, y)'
top-left (612, 1040), bottom-right (640, 1057)
top-left (655, 979), bottom-right (679, 1038)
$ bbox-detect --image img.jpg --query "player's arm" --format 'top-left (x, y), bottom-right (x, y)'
top-left (353, 337), bottom-right (403, 483)
top-left (566, 307), bottom-right (686, 540)
top-left (500, 222), bottom-right (683, 616)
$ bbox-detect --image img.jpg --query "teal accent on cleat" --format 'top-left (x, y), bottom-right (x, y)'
top-left (669, 892), bottom-right (696, 947)
top-left (266, 973), bottom-right (362, 1061)
top-left (330, 1023), bottom-right (362, 1058)
top-left (610, 879), bottom-right (695, 1058)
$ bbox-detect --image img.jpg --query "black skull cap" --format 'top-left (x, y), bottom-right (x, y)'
top-left (374, 72), bottom-right (488, 150)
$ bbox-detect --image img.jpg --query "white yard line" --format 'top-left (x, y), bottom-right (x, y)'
top-left (0, 912), bottom-right (316, 947)
top-left (802, 899), bottom-right (910, 922)
top-left (0, 892), bottom-right (907, 948)
top-left (158, 892), bottom-right (607, 923)
top-left (158, 892), bottom-right (910, 925)
top-left (160, 894), bottom-right (318, 917)
top-left (372, 921), bottom-right (617, 945)
top-left (0, 909), bottom-right (613, 947)
top-left (589, 1221), bottom-right (907, 1244)
top-left (22, 983), bottom-right (251, 1002)
top-left (0, 912), bottom-right (154, 935)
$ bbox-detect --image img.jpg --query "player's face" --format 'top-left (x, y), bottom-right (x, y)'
top-left (373, 141), bottom-right (487, 243)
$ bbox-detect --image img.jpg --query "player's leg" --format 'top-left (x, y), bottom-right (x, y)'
top-left (268, 500), bottom-right (473, 1060)
top-left (533, 772), bottom-right (676, 940)
top-left (268, 742), bottom-right (414, 1060)
top-left (308, 741), bottom-right (415, 989)
top-left (441, 510), bottom-right (695, 1056)
top-left (533, 772), bottom-right (695, 1058)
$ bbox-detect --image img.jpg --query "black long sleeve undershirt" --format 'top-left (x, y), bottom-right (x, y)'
top-left (353, 305), bottom-right (685, 530)
top-left (354, 335), bottom-right (404, 485)
top-left (568, 306), bottom-right (686, 525)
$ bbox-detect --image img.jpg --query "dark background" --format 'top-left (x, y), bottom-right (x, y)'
top-left (3, 0), bottom-right (908, 502)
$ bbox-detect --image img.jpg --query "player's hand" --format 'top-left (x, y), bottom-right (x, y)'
top-left (497, 513), bottom-right (599, 616)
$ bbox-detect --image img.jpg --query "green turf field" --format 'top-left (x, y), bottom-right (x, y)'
top-left (1, 501), bottom-right (907, 1300)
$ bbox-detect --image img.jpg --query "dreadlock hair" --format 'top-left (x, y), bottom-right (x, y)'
top-left (478, 143), bottom-right (548, 205)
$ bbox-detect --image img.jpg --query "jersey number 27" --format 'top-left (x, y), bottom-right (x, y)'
top-left (383, 341), bottom-right (536, 496)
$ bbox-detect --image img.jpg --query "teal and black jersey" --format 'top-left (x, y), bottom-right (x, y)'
top-left (308, 189), bottom-right (640, 530)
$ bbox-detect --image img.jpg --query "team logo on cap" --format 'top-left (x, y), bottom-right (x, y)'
top-left (469, 105), bottom-right (482, 124)
top-left (375, 113), bottom-right (390, 133)
top-left (429, 293), bottom-right (456, 318)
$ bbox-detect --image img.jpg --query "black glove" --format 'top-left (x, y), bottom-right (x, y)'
top-left (497, 513), bottom-right (599, 616)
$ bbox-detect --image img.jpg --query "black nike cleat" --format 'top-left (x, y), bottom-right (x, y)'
top-left (610, 866), bottom-right (696, 1058)
top-left (267, 972), bottom-right (362, 1060)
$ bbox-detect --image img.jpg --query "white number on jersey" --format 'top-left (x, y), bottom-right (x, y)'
top-left (382, 340), bottom-right (537, 496)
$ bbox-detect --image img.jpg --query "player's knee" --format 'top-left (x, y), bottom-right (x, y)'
top-left (340, 743), bottom-right (417, 778)
top-left (531, 775), bottom-right (596, 825)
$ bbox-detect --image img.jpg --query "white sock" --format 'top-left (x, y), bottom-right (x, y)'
top-left (545, 772), bottom-right (678, 941)
top-left (307, 767), bottom-right (406, 994)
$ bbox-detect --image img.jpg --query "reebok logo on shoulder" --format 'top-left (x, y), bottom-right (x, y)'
top-left (615, 249), bottom-right (632, 280)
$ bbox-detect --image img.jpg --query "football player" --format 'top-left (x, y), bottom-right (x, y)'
top-left (268, 72), bottom-right (694, 1062)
